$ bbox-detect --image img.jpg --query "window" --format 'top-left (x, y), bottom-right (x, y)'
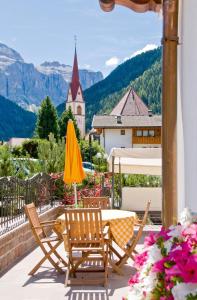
top-left (120, 129), bottom-right (125, 135)
top-left (143, 130), bottom-right (148, 137)
top-left (117, 116), bottom-right (122, 124)
top-left (149, 130), bottom-right (155, 137)
top-left (136, 130), bottom-right (142, 137)
top-left (77, 105), bottom-right (82, 115)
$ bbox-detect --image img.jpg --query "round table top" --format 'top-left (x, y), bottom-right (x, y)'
top-left (101, 209), bottom-right (136, 221)
top-left (57, 209), bottom-right (136, 222)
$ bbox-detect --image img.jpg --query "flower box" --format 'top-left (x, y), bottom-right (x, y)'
top-left (126, 211), bottom-right (197, 300)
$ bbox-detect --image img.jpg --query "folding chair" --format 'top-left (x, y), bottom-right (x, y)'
top-left (25, 203), bottom-right (67, 275)
top-left (64, 208), bottom-right (109, 286)
top-left (114, 200), bottom-right (151, 269)
top-left (82, 197), bottom-right (110, 209)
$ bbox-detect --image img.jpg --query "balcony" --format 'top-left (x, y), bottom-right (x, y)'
top-left (132, 135), bottom-right (161, 145)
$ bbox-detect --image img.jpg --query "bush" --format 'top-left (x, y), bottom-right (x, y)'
top-left (0, 145), bottom-right (15, 177)
top-left (122, 174), bottom-right (161, 187)
top-left (37, 133), bottom-right (65, 174)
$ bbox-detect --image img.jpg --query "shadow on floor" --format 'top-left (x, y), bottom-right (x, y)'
top-left (22, 266), bottom-right (65, 287)
top-left (22, 262), bottom-right (136, 300)
top-left (65, 288), bottom-right (110, 300)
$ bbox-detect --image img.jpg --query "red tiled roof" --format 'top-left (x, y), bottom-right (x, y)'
top-left (110, 87), bottom-right (149, 116)
top-left (70, 47), bottom-right (80, 101)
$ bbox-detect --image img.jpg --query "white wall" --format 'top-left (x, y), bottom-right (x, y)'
top-left (122, 187), bottom-right (162, 211)
top-left (66, 86), bottom-right (85, 137)
top-left (100, 128), bottom-right (132, 154)
top-left (177, 0), bottom-right (197, 214)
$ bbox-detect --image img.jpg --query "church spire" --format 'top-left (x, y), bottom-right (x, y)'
top-left (70, 40), bottom-right (80, 101)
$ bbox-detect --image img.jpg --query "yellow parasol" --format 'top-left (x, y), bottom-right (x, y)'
top-left (63, 119), bottom-right (85, 205)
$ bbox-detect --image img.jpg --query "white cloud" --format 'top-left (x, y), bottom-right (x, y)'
top-left (105, 56), bottom-right (119, 67)
top-left (83, 64), bottom-right (91, 69)
top-left (124, 44), bottom-right (158, 62)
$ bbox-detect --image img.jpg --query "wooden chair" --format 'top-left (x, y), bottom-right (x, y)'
top-left (25, 203), bottom-right (67, 275)
top-left (114, 200), bottom-right (151, 269)
top-left (82, 197), bottom-right (110, 209)
top-left (64, 208), bottom-right (109, 286)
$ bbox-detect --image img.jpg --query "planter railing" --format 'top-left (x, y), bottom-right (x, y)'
top-left (0, 173), bottom-right (55, 235)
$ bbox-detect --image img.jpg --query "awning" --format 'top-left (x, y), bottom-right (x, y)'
top-left (108, 147), bottom-right (162, 175)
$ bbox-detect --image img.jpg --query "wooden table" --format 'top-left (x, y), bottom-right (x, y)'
top-left (55, 209), bottom-right (137, 274)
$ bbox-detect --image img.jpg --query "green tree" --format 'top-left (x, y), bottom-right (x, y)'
top-left (0, 145), bottom-right (15, 177)
top-left (59, 106), bottom-right (80, 140)
top-left (37, 133), bottom-right (65, 173)
top-left (35, 96), bottom-right (59, 140)
top-left (80, 140), bottom-right (104, 162)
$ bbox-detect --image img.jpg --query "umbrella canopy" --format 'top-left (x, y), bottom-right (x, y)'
top-left (63, 120), bottom-right (85, 184)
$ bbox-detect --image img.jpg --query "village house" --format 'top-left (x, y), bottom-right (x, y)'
top-left (92, 87), bottom-right (161, 154)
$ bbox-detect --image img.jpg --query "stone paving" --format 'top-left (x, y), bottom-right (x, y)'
top-left (0, 226), bottom-right (161, 300)
top-left (0, 242), bottom-right (140, 300)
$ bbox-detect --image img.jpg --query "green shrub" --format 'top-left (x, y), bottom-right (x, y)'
top-left (0, 145), bottom-right (15, 177)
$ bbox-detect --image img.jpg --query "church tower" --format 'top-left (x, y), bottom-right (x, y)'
top-left (66, 46), bottom-right (85, 137)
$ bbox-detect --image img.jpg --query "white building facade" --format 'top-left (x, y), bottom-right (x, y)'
top-left (92, 87), bottom-right (161, 154)
top-left (177, 0), bottom-right (197, 215)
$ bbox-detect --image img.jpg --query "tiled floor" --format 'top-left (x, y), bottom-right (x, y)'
top-left (0, 226), bottom-right (161, 300)
top-left (0, 243), bottom-right (138, 300)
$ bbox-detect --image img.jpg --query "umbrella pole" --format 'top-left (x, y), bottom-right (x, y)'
top-left (73, 183), bottom-right (77, 206)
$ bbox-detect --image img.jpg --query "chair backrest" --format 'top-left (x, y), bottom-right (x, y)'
top-left (132, 200), bottom-right (151, 248)
top-left (82, 197), bottom-right (110, 209)
top-left (65, 208), bottom-right (104, 247)
top-left (141, 200), bottom-right (151, 226)
top-left (25, 203), bottom-right (44, 238)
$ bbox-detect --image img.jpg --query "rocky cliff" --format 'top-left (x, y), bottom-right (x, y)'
top-left (0, 43), bottom-right (103, 110)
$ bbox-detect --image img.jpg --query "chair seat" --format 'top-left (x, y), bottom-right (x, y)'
top-left (41, 235), bottom-right (61, 243)
top-left (71, 244), bottom-right (104, 251)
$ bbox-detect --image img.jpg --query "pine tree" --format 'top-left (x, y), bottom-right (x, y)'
top-left (35, 96), bottom-right (59, 140)
top-left (59, 106), bottom-right (80, 140)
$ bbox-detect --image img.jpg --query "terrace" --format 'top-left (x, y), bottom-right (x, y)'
top-left (0, 170), bottom-right (161, 299)
top-left (0, 206), bottom-right (160, 300)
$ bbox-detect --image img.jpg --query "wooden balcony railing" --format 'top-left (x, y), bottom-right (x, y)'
top-left (132, 136), bottom-right (161, 145)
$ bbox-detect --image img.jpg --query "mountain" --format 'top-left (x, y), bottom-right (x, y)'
top-left (99, 59), bottom-right (162, 116)
top-left (132, 59), bottom-right (162, 114)
top-left (0, 95), bottom-right (36, 141)
top-left (57, 47), bottom-right (162, 129)
top-left (0, 43), bottom-right (103, 110)
top-left (37, 61), bottom-right (103, 89)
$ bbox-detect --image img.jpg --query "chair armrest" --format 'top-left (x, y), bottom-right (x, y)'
top-left (103, 225), bottom-right (110, 239)
top-left (34, 222), bottom-right (59, 229)
top-left (40, 220), bottom-right (57, 225)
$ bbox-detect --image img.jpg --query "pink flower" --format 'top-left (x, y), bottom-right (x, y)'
top-left (134, 251), bottom-right (148, 268)
top-left (152, 257), bottom-right (168, 273)
top-left (182, 224), bottom-right (197, 242)
top-left (157, 226), bottom-right (171, 241)
top-left (128, 272), bottom-right (140, 286)
top-left (166, 254), bottom-right (197, 283)
top-left (169, 241), bottom-right (191, 265)
top-left (144, 233), bottom-right (157, 246)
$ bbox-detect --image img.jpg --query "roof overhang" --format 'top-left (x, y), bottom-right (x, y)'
top-left (99, 0), bottom-right (162, 13)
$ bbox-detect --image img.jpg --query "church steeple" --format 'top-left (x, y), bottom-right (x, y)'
top-left (70, 46), bottom-right (80, 101)
top-left (66, 42), bottom-right (85, 138)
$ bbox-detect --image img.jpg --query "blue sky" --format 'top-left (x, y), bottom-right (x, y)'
top-left (0, 0), bottom-right (162, 76)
